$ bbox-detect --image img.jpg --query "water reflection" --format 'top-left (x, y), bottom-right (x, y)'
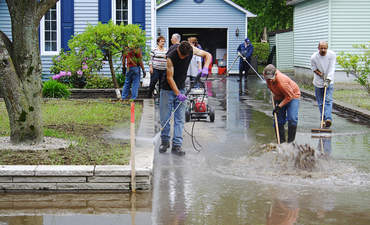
top-left (0, 192), bottom-right (151, 225)
top-left (266, 199), bottom-right (299, 225)
top-left (316, 137), bottom-right (332, 156)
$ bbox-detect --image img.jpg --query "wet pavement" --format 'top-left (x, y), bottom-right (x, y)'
top-left (0, 76), bottom-right (369, 224)
top-left (152, 76), bottom-right (370, 225)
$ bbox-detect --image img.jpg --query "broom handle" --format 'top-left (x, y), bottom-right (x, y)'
top-left (320, 86), bottom-right (327, 129)
top-left (271, 96), bottom-right (280, 144)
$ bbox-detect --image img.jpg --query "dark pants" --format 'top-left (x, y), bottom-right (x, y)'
top-left (239, 58), bottom-right (251, 80)
top-left (148, 69), bottom-right (166, 97)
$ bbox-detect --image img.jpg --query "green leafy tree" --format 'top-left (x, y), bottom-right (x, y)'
top-left (337, 42), bottom-right (370, 94)
top-left (233, 0), bottom-right (293, 42)
top-left (0, 0), bottom-right (58, 144)
top-left (67, 21), bottom-right (148, 98)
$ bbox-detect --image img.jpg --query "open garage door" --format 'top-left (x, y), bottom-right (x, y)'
top-left (169, 28), bottom-right (227, 66)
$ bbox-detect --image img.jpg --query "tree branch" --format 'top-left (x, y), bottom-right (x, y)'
top-left (0, 30), bottom-right (13, 57)
top-left (36, 0), bottom-right (59, 21)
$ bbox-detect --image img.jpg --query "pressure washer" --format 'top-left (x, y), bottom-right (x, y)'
top-left (153, 72), bottom-right (208, 151)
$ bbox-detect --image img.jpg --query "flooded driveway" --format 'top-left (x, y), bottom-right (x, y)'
top-left (0, 76), bottom-right (369, 225)
top-left (152, 76), bottom-right (370, 225)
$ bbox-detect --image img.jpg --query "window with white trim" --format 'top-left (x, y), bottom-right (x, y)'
top-left (40, 2), bottom-right (61, 55)
top-left (112, 0), bottom-right (132, 25)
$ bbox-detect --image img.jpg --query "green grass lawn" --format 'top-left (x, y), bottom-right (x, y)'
top-left (0, 99), bottom-right (142, 165)
top-left (297, 82), bottom-right (370, 111)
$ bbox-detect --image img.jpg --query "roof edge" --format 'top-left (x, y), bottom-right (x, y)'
top-left (286, 0), bottom-right (308, 6)
top-left (157, 0), bottom-right (174, 10)
top-left (157, 0), bottom-right (257, 17)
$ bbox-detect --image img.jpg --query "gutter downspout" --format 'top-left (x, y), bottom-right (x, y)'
top-left (151, 0), bottom-right (156, 49)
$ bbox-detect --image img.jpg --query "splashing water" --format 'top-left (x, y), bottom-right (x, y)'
top-left (212, 143), bottom-right (370, 188)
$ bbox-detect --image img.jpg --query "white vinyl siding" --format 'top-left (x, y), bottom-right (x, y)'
top-left (74, 0), bottom-right (99, 34)
top-left (276, 32), bottom-right (294, 72)
top-left (40, 2), bottom-right (61, 56)
top-left (0, 1), bottom-right (11, 40)
top-left (331, 0), bottom-right (370, 55)
top-left (293, 0), bottom-right (328, 68)
top-left (157, 0), bottom-right (247, 72)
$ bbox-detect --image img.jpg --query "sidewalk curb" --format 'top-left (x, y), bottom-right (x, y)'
top-left (300, 88), bottom-right (370, 124)
top-left (0, 99), bottom-right (155, 192)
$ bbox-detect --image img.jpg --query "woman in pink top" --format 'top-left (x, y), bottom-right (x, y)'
top-left (263, 64), bottom-right (301, 143)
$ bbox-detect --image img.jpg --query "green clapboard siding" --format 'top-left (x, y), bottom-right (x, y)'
top-left (293, 0), bottom-right (329, 68)
top-left (276, 31), bottom-right (293, 72)
top-left (331, 0), bottom-right (370, 55)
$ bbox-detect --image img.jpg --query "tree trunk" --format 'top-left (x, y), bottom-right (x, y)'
top-left (0, 0), bottom-right (58, 144)
top-left (108, 52), bottom-right (121, 98)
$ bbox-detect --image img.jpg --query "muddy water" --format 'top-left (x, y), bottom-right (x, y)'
top-left (152, 76), bottom-right (370, 225)
top-left (0, 76), bottom-right (369, 225)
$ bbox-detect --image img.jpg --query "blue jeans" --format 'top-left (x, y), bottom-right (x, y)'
top-left (159, 89), bottom-right (186, 146)
top-left (121, 66), bottom-right (141, 99)
top-left (315, 85), bottom-right (333, 122)
top-left (149, 69), bottom-right (166, 94)
top-left (276, 98), bottom-right (300, 126)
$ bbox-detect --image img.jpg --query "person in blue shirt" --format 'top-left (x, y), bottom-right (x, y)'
top-left (237, 38), bottom-right (254, 82)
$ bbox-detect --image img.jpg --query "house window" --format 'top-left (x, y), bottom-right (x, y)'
top-left (112, 0), bottom-right (132, 25)
top-left (40, 2), bottom-right (61, 55)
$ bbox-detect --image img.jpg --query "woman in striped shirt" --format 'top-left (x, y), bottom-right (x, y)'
top-left (148, 36), bottom-right (167, 98)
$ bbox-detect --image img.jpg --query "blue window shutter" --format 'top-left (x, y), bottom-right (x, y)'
top-left (99, 0), bottom-right (112, 23)
top-left (61, 0), bottom-right (74, 51)
top-left (133, 0), bottom-right (145, 30)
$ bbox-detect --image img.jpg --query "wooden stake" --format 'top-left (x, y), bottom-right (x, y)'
top-left (130, 101), bottom-right (136, 192)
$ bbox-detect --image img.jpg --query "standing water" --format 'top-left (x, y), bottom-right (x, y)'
top-left (152, 76), bottom-right (370, 225)
top-left (0, 76), bottom-right (369, 225)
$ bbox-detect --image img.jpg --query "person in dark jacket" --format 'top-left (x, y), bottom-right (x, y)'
top-left (237, 38), bottom-right (254, 82)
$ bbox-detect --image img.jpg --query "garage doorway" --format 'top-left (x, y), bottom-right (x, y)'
top-left (169, 28), bottom-right (227, 65)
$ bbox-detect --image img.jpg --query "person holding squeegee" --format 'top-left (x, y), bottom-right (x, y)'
top-left (159, 41), bottom-right (212, 156)
top-left (263, 64), bottom-right (301, 143)
top-left (310, 41), bottom-right (336, 129)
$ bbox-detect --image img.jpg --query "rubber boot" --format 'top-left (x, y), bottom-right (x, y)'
top-left (288, 125), bottom-right (297, 143)
top-left (159, 141), bottom-right (169, 153)
top-left (277, 124), bottom-right (286, 143)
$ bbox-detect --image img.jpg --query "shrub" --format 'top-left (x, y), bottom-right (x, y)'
top-left (252, 42), bottom-right (270, 65)
top-left (116, 73), bottom-right (126, 88)
top-left (85, 74), bottom-right (114, 89)
top-left (337, 42), bottom-right (370, 94)
top-left (42, 80), bottom-right (71, 98)
top-left (50, 50), bottom-right (88, 88)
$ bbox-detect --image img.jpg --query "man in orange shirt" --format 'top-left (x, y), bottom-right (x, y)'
top-left (263, 64), bottom-right (301, 143)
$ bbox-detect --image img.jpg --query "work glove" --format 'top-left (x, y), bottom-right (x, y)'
top-left (198, 67), bottom-right (209, 77)
top-left (176, 93), bottom-right (187, 102)
top-left (324, 79), bottom-right (330, 87)
top-left (272, 105), bottom-right (281, 115)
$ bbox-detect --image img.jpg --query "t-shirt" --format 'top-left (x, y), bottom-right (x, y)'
top-left (266, 70), bottom-right (301, 107)
top-left (150, 47), bottom-right (167, 70)
top-left (187, 55), bottom-right (201, 77)
top-left (310, 50), bottom-right (336, 88)
top-left (162, 44), bottom-right (193, 90)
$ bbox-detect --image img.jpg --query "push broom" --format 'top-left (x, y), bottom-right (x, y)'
top-left (311, 75), bottom-right (331, 133)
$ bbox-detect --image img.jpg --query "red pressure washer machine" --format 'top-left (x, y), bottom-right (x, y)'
top-left (185, 79), bottom-right (215, 123)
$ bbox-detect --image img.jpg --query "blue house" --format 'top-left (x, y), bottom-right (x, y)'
top-left (156, 0), bottom-right (256, 73)
top-left (0, 0), bottom-right (153, 77)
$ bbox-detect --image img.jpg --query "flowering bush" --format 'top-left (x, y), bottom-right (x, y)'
top-left (50, 50), bottom-right (88, 88)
